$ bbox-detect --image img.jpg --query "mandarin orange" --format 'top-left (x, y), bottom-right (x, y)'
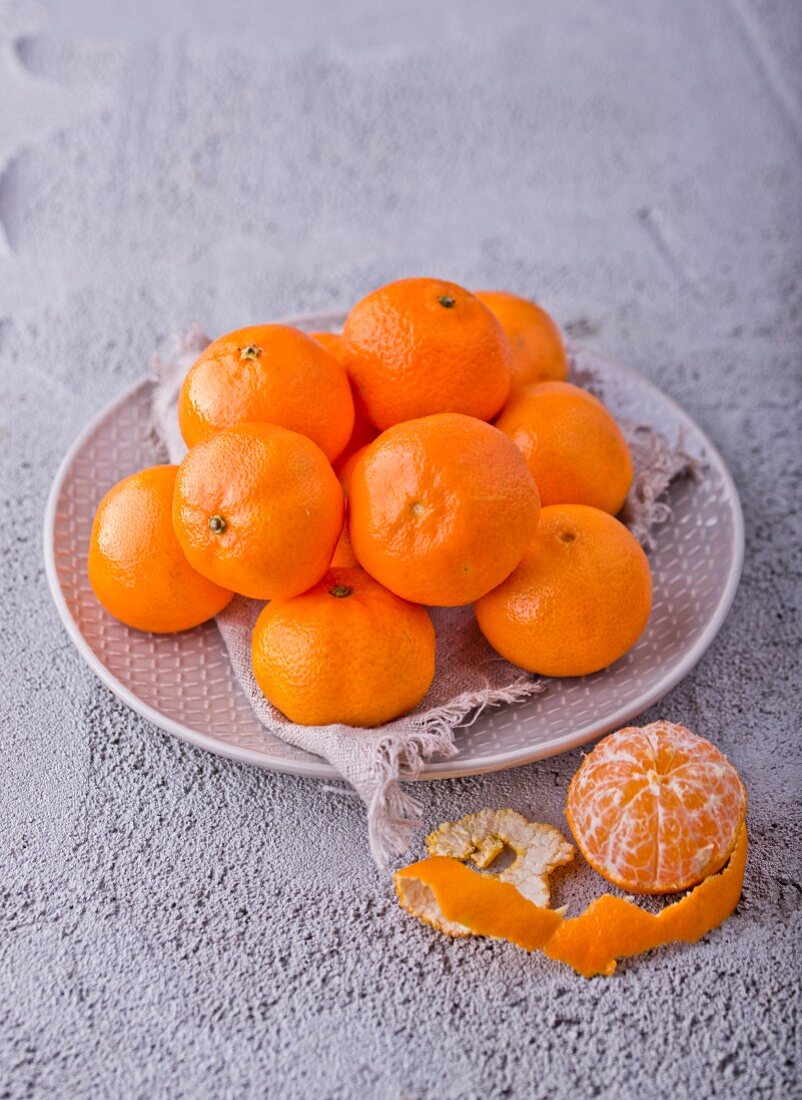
top-left (88, 465), bottom-right (232, 633)
top-left (172, 423), bottom-right (343, 600)
top-left (178, 324), bottom-right (354, 462)
top-left (342, 278), bottom-right (511, 430)
top-left (495, 381), bottom-right (633, 514)
top-left (475, 504), bottom-right (652, 676)
top-left (474, 290), bottom-right (568, 391)
top-left (349, 413), bottom-right (539, 606)
top-left (252, 566), bottom-right (435, 727)
top-left (566, 721), bottom-right (747, 894)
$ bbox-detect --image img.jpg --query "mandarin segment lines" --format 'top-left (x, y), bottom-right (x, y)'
top-left (567, 721), bottom-right (746, 894)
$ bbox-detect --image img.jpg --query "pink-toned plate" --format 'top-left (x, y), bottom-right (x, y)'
top-left (43, 311), bottom-right (743, 779)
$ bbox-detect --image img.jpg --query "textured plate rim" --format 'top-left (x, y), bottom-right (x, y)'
top-left (43, 318), bottom-right (744, 781)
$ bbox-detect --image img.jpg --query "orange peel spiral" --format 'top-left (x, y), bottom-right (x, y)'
top-left (394, 822), bottom-right (747, 978)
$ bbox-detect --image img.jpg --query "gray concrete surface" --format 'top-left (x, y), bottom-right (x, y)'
top-left (1, 1), bottom-right (800, 1096)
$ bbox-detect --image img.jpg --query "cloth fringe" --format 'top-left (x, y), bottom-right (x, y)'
top-left (362, 676), bottom-right (546, 865)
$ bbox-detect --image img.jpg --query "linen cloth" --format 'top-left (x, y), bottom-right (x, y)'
top-left (153, 328), bottom-right (694, 865)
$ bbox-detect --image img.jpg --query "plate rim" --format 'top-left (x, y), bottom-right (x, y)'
top-left (43, 316), bottom-right (745, 781)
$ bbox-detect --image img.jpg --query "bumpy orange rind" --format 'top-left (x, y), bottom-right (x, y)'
top-left (395, 818), bottom-right (747, 978)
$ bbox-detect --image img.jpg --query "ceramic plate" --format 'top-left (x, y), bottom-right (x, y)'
top-left (44, 311), bottom-right (744, 779)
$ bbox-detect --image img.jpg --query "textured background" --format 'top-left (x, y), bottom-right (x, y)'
top-left (1, 1), bottom-right (800, 1097)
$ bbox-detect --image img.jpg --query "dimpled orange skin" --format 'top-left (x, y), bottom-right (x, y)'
top-left (252, 566), bottom-right (436, 727)
top-left (474, 290), bottom-right (569, 391)
top-left (475, 504), bottom-right (652, 677)
top-left (178, 324), bottom-right (354, 463)
top-left (349, 413), bottom-right (540, 607)
top-left (565, 721), bottom-right (747, 894)
top-left (172, 423), bottom-right (343, 600)
top-left (341, 278), bottom-right (511, 430)
top-left (495, 381), bottom-right (634, 515)
top-left (88, 465), bottom-right (233, 633)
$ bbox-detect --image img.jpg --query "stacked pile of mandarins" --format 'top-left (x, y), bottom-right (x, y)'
top-left (89, 278), bottom-right (653, 728)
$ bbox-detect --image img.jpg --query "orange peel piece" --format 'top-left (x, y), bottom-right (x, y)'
top-left (427, 808), bottom-right (575, 907)
top-left (395, 857), bottom-right (564, 949)
top-left (544, 823), bottom-right (748, 976)
top-left (395, 824), bottom-right (747, 978)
